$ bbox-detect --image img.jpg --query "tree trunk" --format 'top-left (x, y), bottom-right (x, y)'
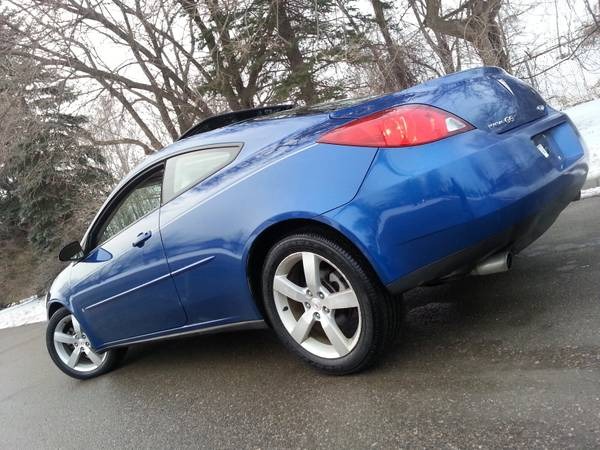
top-left (422, 0), bottom-right (512, 73)
top-left (370, 0), bottom-right (416, 89)
top-left (275, 0), bottom-right (318, 104)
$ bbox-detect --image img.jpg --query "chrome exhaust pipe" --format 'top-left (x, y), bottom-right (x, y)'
top-left (471, 251), bottom-right (512, 276)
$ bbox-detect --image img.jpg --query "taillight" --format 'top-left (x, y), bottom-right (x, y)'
top-left (317, 104), bottom-right (473, 147)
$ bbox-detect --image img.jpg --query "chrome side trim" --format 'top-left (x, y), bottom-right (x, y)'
top-left (83, 272), bottom-right (172, 311)
top-left (83, 256), bottom-right (215, 311)
top-left (101, 319), bottom-right (267, 349)
top-left (170, 255), bottom-right (215, 276)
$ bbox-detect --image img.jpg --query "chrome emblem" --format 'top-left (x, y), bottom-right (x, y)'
top-left (488, 114), bottom-right (516, 129)
top-left (536, 104), bottom-right (545, 112)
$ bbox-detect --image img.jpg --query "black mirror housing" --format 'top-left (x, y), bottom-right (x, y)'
top-left (59, 241), bottom-right (84, 262)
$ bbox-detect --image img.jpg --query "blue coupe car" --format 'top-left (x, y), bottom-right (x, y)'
top-left (46, 67), bottom-right (588, 378)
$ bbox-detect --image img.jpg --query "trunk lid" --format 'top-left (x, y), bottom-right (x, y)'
top-left (330, 67), bottom-right (547, 134)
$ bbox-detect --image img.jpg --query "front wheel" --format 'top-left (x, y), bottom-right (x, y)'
top-left (46, 308), bottom-right (126, 379)
top-left (262, 232), bottom-right (401, 374)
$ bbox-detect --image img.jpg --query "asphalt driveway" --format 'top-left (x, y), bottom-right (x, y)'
top-left (1, 197), bottom-right (600, 449)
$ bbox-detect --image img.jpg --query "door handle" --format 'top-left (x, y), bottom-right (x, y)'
top-left (132, 230), bottom-right (152, 247)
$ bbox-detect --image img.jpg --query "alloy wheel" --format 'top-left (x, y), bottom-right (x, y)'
top-left (53, 314), bottom-right (107, 372)
top-left (272, 251), bottom-right (362, 358)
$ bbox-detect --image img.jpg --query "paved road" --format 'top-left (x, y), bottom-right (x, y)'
top-left (2, 198), bottom-right (600, 449)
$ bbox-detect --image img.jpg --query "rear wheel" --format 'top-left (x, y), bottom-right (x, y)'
top-left (46, 308), bottom-right (126, 379)
top-left (262, 233), bottom-right (401, 374)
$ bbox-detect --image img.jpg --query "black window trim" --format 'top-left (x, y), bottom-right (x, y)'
top-left (84, 163), bottom-right (165, 254)
top-left (81, 141), bottom-right (243, 256)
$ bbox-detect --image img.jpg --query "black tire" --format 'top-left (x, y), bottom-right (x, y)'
top-left (46, 307), bottom-right (126, 380)
top-left (261, 232), bottom-right (402, 375)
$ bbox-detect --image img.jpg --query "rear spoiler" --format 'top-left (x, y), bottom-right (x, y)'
top-left (177, 104), bottom-right (294, 141)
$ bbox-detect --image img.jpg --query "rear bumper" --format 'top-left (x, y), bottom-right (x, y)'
top-left (385, 166), bottom-right (584, 293)
top-left (323, 111), bottom-right (588, 292)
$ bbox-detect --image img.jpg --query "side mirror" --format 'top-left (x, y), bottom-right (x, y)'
top-left (59, 241), bottom-right (84, 262)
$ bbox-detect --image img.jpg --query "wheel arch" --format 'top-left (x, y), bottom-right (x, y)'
top-left (245, 218), bottom-right (384, 321)
top-left (47, 300), bottom-right (68, 320)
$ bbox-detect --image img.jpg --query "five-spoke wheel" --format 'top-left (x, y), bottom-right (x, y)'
top-left (46, 307), bottom-right (126, 379)
top-left (263, 232), bottom-right (401, 374)
top-left (53, 313), bottom-right (107, 372)
top-left (273, 251), bottom-right (361, 358)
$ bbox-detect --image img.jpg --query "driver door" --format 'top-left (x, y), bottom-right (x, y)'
top-left (70, 166), bottom-right (187, 346)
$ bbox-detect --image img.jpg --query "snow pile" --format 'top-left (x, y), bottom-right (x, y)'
top-left (565, 99), bottom-right (600, 182)
top-left (581, 186), bottom-right (600, 199)
top-left (0, 296), bottom-right (46, 330)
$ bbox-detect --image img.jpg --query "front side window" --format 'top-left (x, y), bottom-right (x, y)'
top-left (162, 146), bottom-right (240, 203)
top-left (95, 169), bottom-right (163, 246)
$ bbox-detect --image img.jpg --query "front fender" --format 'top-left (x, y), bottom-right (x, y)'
top-left (46, 265), bottom-right (72, 319)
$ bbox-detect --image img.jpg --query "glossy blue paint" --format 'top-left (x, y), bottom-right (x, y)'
top-left (69, 209), bottom-right (187, 347)
top-left (158, 142), bottom-right (378, 325)
top-left (330, 67), bottom-right (547, 134)
top-left (323, 111), bottom-right (587, 285)
top-left (84, 247), bottom-right (113, 263)
top-left (46, 67), bottom-right (588, 351)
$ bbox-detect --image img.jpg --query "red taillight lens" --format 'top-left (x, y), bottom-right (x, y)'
top-left (317, 104), bottom-right (473, 147)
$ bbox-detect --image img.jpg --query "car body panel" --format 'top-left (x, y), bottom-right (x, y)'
top-left (96, 113), bottom-right (334, 199)
top-left (78, 113), bottom-right (337, 250)
top-left (45, 67), bottom-right (588, 353)
top-left (69, 209), bottom-right (187, 348)
top-left (323, 111), bottom-right (588, 287)
top-left (48, 140), bottom-right (379, 349)
top-left (159, 142), bottom-right (378, 325)
top-left (330, 67), bottom-right (547, 134)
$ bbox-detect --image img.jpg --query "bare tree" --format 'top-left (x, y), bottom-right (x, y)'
top-left (369, 0), bottom-right (417, 88)
top-left (87, 96), bottom-right (146, 179)
top-left (334, 0), bottom-right (421, 92)
top-left (409, 0), bottom-right (456, 74)
top-left (5, 0), bottom-right (286, 153)
top-left (5, 0), bottom-right (202, 152)
top-left (413, 0), bottom-right (511, 72)
top-left (7, 0), bottom-right (371, 153)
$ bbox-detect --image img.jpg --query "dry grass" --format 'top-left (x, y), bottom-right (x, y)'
top-left (0, 238), bottom-right (63, 308)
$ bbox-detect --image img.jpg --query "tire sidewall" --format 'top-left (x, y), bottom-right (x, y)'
top-left (45, 307), bottom-right (120, 380)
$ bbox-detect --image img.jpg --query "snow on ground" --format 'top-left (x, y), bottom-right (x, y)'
top-left (581, 186), bottom-right (600, 199)
top-left (565, 99), bottom-right (600, 183)
top-left (0, 296), bottom-right (46, 330)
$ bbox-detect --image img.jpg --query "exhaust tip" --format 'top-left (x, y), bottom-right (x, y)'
top-left (471, 251), bottom-right (512, 276)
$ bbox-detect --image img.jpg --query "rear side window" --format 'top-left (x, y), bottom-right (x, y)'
top-left (162, 146), bottom-right (240, 203)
